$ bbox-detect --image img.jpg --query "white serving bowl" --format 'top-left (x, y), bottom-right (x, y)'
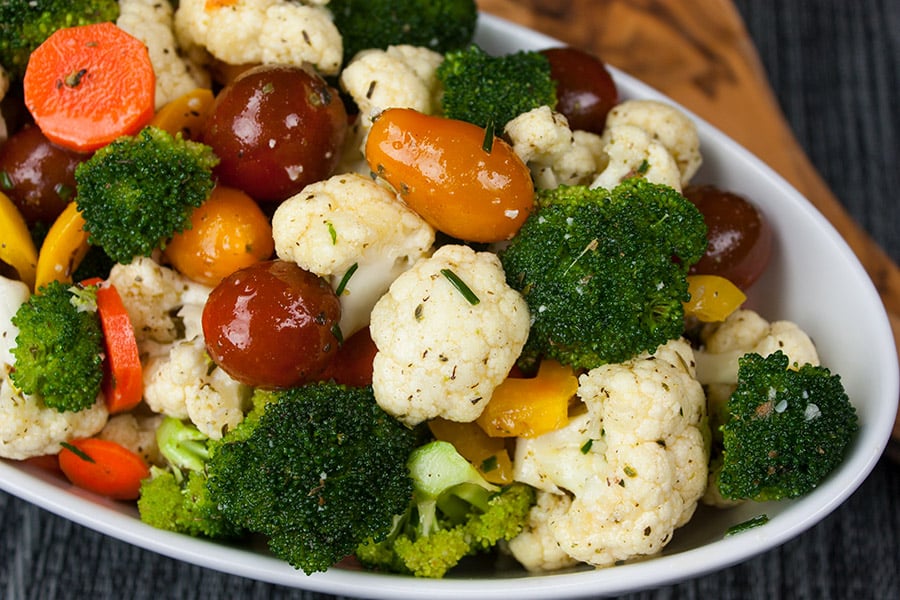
top-left (1, 13), bottom-right (897, 600)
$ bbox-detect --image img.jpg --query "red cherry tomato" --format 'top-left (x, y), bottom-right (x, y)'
top-left (685, 184), bottom-right (774, 290)
top-left (201, 64), bottom-right (348, 203)
top-left (202, 260), bottom-right (341, 389)
top-left (317, 326), bottom-right (378, 387)
top-left (542, 47), bottom-right (618, 134)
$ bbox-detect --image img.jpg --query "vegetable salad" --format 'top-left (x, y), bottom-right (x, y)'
top-left (0, 0), bottom-right (858, 578)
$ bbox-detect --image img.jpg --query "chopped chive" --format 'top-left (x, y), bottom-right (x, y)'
top-left (334, 263), bottom-right (358, 296)
top-left (0, 171), bottom-right (14, 189)
top-left (441, 269), bottom-right (480, 305)
top-left (725, 514), bottom-right (770, 536)
top-left (481, 455), bottom-right (498, 473)
top-left (60, 441), bottom-right (95, 463)
top-left (326, 221), bottom-right (338, 244)
top-left (580, 439), bottom-right (593, 454)
top-left (482, 120), bottom-right (495, 153)
top-left (330, 323), bottom-right (344, 346)
top-left (637, 159), bottom-right (650, 174)
top-left (623, 465), bottom-right (637, 477)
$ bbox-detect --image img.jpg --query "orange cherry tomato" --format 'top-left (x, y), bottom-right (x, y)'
top-left (365, 108), bottom-right (535, 243)
top-left (164, 184), bottom-right (274, 286)
top-left (683, 274), bottom-right (747, 322)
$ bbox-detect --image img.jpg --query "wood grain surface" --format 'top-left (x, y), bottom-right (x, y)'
top-left (477, 0), bottom-right (900, 445)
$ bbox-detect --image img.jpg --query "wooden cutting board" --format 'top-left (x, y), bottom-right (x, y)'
top-left (477, 0), bottom-right (900, 449)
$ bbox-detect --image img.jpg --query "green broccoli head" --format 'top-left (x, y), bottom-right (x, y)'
top-left (329, 0), bottom-right (477, 66)
top-left (717, 351), bottom-right (859, 502)
top-left (74, 126), bottom-right (219, 265)
top-left (10, 280), bottom-right (104, 412)
top-left (0, 0), bottom-right (120, 81)
top-left (499, 178), bottom-right (708, 371)
top-left (437, 44), bottom-right (557, 129)
top-left (205, 382), bottom-right (418, 574)
top-left (355, 441), bottom-right (535, 578)
top-left (138, 467), bottom-right (243, 540)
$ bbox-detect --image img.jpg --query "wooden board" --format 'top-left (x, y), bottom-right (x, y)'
top-left (477, 0), bottom-right (900, 447)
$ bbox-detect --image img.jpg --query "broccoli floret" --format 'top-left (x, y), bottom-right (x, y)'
top-left (437, 44), bottom-right (557, 129)
top-left (0, 0), bottom-right (120, 81)
top-left (205, 382), bottom-right (418, 574)
top-left (9, 280), bottom-right (104, 412)
top-left (716, 351), bottom-right (859, 502)
top-left (499, 178), bottom-right (708, 371)
top-left (355, 440), bottom-right (535, 578)
top-left (329, 0), bottom-right (477, 66)
top-left (137, 417), bottom-right (242, 539)
top-left (74, 126), bottom-right (219, 265)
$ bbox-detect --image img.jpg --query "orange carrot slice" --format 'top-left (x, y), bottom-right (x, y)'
top-left (58, 438), bottom-right (149, 500)
top-left (23, 22), bottom-right (156, 152)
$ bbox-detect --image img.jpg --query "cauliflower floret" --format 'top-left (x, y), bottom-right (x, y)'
top-left (174, 0), bottom-right (342, 76)
top-left (273, 172), bottom-right (435, 337)
top-left (694, 308), bottom-right (820, 386)
top-left (142, 338), bottom-right (251, 439)
top-left (0, 276), bottom-right (108, 460)
top-left (97, 412), bottom-right (165, 466)
top-left (107, 257), bottom-right (212, 345)
top-left (504, 106), bottom-right (606, 190)
top-left (510, 338), bottom-right (708, 569)
top-left (338, 45), bottom-right (444, 165)
top-left (590, 124), bottom-right (683, 192)
top-left (116, 0), bottom-right (211, 109)
top-left (370, 245), bottom-right (530, 426)
top-left (506, 491), bottom-right (580, 573)
top-left (603, 99), bottom-right (702, 186)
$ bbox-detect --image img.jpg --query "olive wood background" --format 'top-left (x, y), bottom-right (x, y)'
top-left (477, 0), bottom-right (900, 446)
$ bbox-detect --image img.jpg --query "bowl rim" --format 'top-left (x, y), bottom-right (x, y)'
top-left (1, 12), bottom-right (897, 600)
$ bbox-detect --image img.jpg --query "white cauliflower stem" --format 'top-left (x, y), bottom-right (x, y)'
top-left (174, 0), bottom-right (342, 76)
top-left (370, 245), bottom-right (530, 426)
top-left (116, 0), bottom-right (211, 109)
top-left (510, 338), bottom-right (708, 570)
top-left (272, 172), bottom-right (435, 337)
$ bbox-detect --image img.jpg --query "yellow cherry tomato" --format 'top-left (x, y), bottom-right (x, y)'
top-left (365, 107), bottom-right (535, 243)
top-left (683, 274), bottom-right (747, 322)
top-left (34, 201), bottom-right (90, 290)
top-left (0, 190), bottom-right (39, 290)
top-left (148, 88), bottom-right (215, 140)
top-left (164, 184), bottom-right (274, 286)
top-left (427, 418), bottom-right (513, 485)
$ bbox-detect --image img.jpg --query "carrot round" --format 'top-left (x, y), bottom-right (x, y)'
top-left (86, 281), bottom-right (143, 414)
top-left (58, 438), bottom-right (149, 500)
top-left (23, 22), bottom-right (156, 153)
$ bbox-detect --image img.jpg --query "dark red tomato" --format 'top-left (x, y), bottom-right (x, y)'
top-left (685, 184), bottom-right (774, 290)
top-left (202, 260), bottom-right (342, 389)
top-left (201, 64), bottom-right (348, 203)
top-left (541, 47), bottom-right (618, 134)
top-left (317, 326), bottom-right (378, 387)
top-left (0, 124), bottom-right (88, 226)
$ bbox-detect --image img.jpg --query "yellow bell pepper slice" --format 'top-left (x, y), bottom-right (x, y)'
top-left (0, 190), bottom-right (38, 290)
top-left (148, 88), bottom-right (215, 139)
top-left (35, 201), bottom-right (91, 290)
top-left (476, 359), bottom-right (578, 439)
top-left (683, 274), bottom-right (747, 322)
top-left (428, 418), bottom-right (513, 485)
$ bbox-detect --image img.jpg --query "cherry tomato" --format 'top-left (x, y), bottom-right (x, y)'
top-left (542, 47), bottom-right (618, 134)
top-left (365, 108), bottom-right (534, 242)
top-left (0, 124), bottom-right (88, 226)
top-left (164, 184), bottom-right (274, 286)
top-left (201, 64), bottom-right (347, 203)
top-left (685, 184), bottom-right (774, 290)
top-left (202, 260), bottom-right (341, 389)
top-left (316, 326), bottom-right (378, 387)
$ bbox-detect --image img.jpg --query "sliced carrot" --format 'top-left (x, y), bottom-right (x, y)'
top-left (34, 201), bottom-right (91, 290)
top-left (23, 22), bottom-right (156, 153)
top-left (58, 438), bottom-right (149, 500)
top-left (93, 282), bottom-right (143, 414)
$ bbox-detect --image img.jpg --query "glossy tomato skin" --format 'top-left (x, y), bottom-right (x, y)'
top-left (202, 260), bottom-right (342, 389)
top-left (0, 124), bottom-right (87, 226)
top-left (201, 64), bottom-right (347, 203)
top-left (685, 184), bottom-right (774, 290)
top-left (542, 47), bottom-right (618, 134)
